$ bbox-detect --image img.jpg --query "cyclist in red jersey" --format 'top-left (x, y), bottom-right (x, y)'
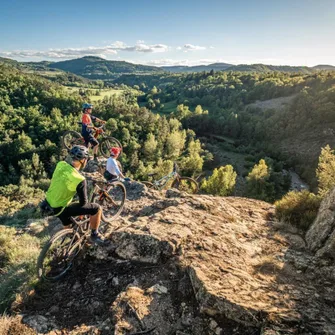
top-left (81, 103), bottom-right (105, 160)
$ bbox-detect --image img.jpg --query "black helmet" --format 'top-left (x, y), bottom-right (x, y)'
top-left (70, 145), bottom-right (89, 160)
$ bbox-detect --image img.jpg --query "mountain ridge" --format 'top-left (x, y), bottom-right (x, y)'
top-left (1, 56), bottom-right (335, 79)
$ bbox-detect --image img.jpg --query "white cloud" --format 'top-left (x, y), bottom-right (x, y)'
top-left (183, 44), bottom-right (206, 51)
top-left (0, 41), bottom-right (169, 60)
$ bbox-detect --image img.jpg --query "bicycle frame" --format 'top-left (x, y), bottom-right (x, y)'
top-left (90, 180), bottom-right (119, 207)
top-left (151, 171), bottom-right (178, 190)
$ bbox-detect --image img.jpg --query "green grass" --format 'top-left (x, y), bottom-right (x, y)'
top-left (0, 226), bottom-right (42, 312)
top-left (65, 86), bottom-right (141, 102)
top-left (89, 88), bottom-right (125, 101)
top-left (160, 100), bottom-right (178, 114)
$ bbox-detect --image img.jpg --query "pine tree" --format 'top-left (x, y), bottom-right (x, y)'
top-left (201, 165), bottom-right (237, 196)
top-left (246, 159), bottom-right (273, 201)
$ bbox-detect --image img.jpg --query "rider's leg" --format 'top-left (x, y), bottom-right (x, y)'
top-left (89, 137), bottom-right (99, 159)
top-left (93, 144), bottom-right (99, 157)
top-left (89, 205), bottom-right (102, 231)
top-left (57, 202), bottom-right (100, 228)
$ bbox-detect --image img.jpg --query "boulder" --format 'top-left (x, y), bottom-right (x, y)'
top-left (306, 187), bottom-right (335, 257)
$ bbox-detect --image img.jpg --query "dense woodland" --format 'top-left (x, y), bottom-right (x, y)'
top-left (132, 70), bottom-right (335, 186)
top-left (0, 64), bottom-right (208, 220)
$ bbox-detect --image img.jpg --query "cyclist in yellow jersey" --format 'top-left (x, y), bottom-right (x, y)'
top-left (44, 145), bottom-right (106, 245)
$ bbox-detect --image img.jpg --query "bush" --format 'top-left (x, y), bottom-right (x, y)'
top-left (275, 190), bottom-right (321, 231)
top-left (201, 165), bottom-right (237, 196)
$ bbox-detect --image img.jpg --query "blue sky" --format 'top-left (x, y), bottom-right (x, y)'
top-left (1, 0), bottom-right (334, 66)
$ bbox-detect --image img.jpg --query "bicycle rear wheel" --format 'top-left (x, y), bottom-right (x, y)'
top-left (172, 177), bottom-right (199, 194)
top-left (92, 181), bottom-right (126, 225)
top-left (37, 229), bottom-right (81, 281)
top-left (99, 137), bottom-right (123, 158)
top-left (62, 130), bottom-right (84, 151)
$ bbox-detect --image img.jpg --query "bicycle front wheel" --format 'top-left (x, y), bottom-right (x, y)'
top-left (37, 229), bottom-right (81, 281)
top-left (62, 130), bottom-right (84, 151)
top-left (172, 177), bottom-right (199, 194)
top-left (99, 137), bottom-right (123, 158)
top-left (92, 181), bottom-right (126, 224)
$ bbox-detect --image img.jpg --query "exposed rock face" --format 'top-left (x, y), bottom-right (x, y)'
top-left (306, 187), bottom-right (335, 258)
top-left (11, 179), bottom-right (335, 334)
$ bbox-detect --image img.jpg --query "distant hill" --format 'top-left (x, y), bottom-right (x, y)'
top-left (161, 63), bottom-right (334, 74)
top-left (0, 57), bottom-right (92, 85)
top-left (162, 62), bottom-right (233, 73)
top-left (226, 64), bottom-right (313, 73)
top-left (313, 64), bottom-right (335, 71)
top-left (49, 56), bottom-right (163, 79)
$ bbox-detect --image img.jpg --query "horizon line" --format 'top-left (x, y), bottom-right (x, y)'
top-left (1, 55), bottom-right (335, 68)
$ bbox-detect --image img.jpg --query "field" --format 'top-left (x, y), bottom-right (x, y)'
top-left (160, 100), bottom-right (178, 114)
top-left (65, 87), bottom-right (126, 101)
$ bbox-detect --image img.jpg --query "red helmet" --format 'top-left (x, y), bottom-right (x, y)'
top-left (110, 147), bottom-right (121, 157)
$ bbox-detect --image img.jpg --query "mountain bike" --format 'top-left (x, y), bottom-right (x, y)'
top-left (62, 123), bottom-right (122, 158)
top-left (37, 179), bottom-right (126, 281)
top-left (142, 162), bottom-right (199, 194)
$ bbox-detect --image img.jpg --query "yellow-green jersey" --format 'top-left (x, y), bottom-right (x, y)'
top-left (46, 161), bottom-right (85, 209)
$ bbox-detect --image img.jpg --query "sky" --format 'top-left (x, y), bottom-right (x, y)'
top-left (0, 0), bottom-right (334, 66)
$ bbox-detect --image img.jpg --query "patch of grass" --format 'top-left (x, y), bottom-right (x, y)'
top-left (160, 100), bottom-right (178, 114)
top-left (0, 226), bottom-right (41, 313)
top-left (89, 88), bottom-right (124, 101)
top-left (0, 315), bottom-right (35, 335)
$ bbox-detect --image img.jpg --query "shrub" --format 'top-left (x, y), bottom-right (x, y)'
top-left (275, 190), bottom-right (321, 231)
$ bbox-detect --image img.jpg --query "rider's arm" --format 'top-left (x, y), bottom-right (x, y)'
top-left (91, 115), bottom-right (105, 123)
top-left (76, 180), bottom-right (88, 206)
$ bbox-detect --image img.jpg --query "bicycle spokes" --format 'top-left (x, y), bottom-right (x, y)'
top-left (41, 232), bottom-right (80, 280)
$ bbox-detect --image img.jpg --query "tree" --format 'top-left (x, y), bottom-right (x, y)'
top-left (143, 133), bottom-right (158, 161)
top-left (194, 105), bottom-right (203, 115)
top-left (246, 159), bottom-right (273, 201)
top-left (201, 165), bottom-right (237, 196)
top-left (150, 86), bottom-right (158, 95)
top-left (175, 104), bottom-right (191, 120)
top-left (316, 145), bottom-right (335, 196)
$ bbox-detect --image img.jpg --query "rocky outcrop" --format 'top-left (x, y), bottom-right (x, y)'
top-left (105, 186), bottom-right (331, 331)
top-left (11, 180), bottom-right (335, 334)
top-left (306, 187), bottom-right (335, 258)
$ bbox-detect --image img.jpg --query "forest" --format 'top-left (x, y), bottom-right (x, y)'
top-left (1, 60), bottom-right (335, 227)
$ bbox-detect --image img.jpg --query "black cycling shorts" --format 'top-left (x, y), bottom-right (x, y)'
top-left (84, 134), bottom-right (99, 148)
top-left (104, 170), bottom-right (118, 181)
top-left (55, 202), bottom-right (100, 226)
